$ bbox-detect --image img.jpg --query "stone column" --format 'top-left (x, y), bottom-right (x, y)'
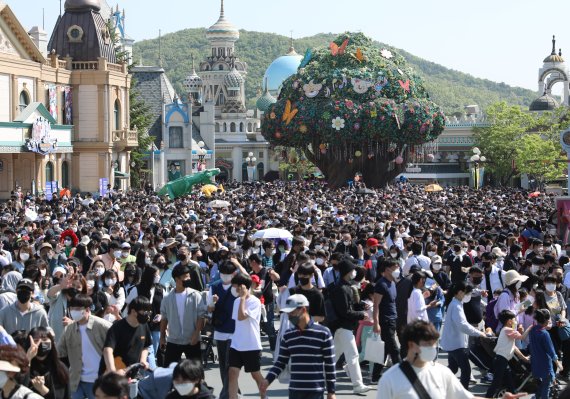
top-left (232, 146), bottom-right (242, 181)
top-left (11, 75), bottom-right (18, 121)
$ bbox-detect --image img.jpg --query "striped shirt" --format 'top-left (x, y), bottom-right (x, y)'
top-left (266, 320), bottom-right (336, 393)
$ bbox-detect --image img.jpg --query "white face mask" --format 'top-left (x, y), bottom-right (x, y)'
top-left (70, 309), bottom-right (85, 322)
top-left (145, 258), bottom-right (152, 265)
top-left (349, 270), bottom-right (357, 280)
top-left (418, 345), bottom-right (437, 363)
top-left (343, 240), bottom-right (351, 246)
top-left (231, 287), bottom-right (239, 297)
top-left (105, 278), bottom-right (117, 287)
top-left (427, 251), bottom-right (436, 257)
top-left (315, 245), bottom-right (322, 250)
top-left (220, 273), bottom-right (233, 284)
top-left (174, 382), bottom-right (196, 396)
top-left (432, 263), bottom-right (442, 271)
top-left (390, 252), bottom-right (398, 258)
top-left (0, 371), bottom-right (8, 389)
top-left (462, 294), bottom-right (472, 303)
top-left (20, 252), bottom-right (30, 261)
top-left (391, 269), bottom-right (401, 280)
top-left (95, 267), bottom-right (105, 276)
top-left (113, 250), bottom-right (122, 259)
top-left (315, 258), bottom-right (324, 266)
top-left (516, 281), bottom-right (522, 290)
top-left (64, 239), bottom-right (73, 247)
top-left (154, 275), bottom-right (161, 284)
top-left (86, 280), bottom-right (95, 290)
top-left (546, 283), bottom-right (557, 292)
top-left (228, 242), bottom-right (237, 249)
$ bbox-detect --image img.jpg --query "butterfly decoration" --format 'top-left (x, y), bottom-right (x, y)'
top-left (299, 49), bottom-right (312, 68)
top-left (375, 77), bottom-right (389, 93)
top-left (330, 39), bottom-right (349, 56)
top-left (353, 48), bottom-right (365, 63)
top-left (399, 80), bottom-right (410, 93)
top-left (282, 100), bottom-right (298, 125)
top-left (337, 75), bottom-right (348, 89)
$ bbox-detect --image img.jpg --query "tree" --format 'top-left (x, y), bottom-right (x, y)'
top-left (261, 32), bottom-right (445, 188)
top-left (128, 81), bottom-right (154, 189)
top-left (473, 102), bottom-right (537, 186)
top-left (515, 133), bottom-right (565, 190)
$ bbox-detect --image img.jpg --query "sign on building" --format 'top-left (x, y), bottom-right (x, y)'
top-left (26, 117), bottom-right (58, 154)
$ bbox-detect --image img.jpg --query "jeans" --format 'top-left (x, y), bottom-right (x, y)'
top-left (486, 355), bottom-right (513, 398)
top-left (537, 373), bottom-right (554, 399)
top-left (164, 342), bottom-right (201, 365)
top-left (261, 302), bottom-right (277, 351)
top-left (447, 348), bottom-right (471, 389)
top-left (334, 328), bottom-right (364, 388)
top-left (72, 381), bottom-right (95, 399)
top-left (216, 339), bottom-right (232, 399)
top-left (289, 391), bottom-right (324, 399)
top-left (372, 319), bottom-right (401, 380)
top-left (147, 344), bottom-right (157, 370)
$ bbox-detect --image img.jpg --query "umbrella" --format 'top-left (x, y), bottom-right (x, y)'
top-left (425, 183), bottom-right (443, 192)
top-left (529, 191), bottom-right (541, 198)
top-left (207, 200), bottom-right (230, 208)
top-left (252, 228), bottom-right (293, 240)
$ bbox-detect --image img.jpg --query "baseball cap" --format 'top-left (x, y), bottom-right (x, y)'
top-left (366, 238), bottom-right (379, 247)
top-left (120, 242), bottom-right (131, 249)
top-left (16, 278), bottom-right (35, 291)
top-left (0, 360), bottom-right (20, 373)
top-left (280, 294), bottom-right (310, 313)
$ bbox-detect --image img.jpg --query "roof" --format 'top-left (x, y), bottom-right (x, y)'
top-left (256, 88), bottom-right (276, 112)
top-left (544, 35), bottom-right (565, 63)
top-left (206, 0), bottom-right (239, 42)
top-left (131, 66), bottom-right (177, 145)
top-left (14, 102), bottom-right (58, 124)
top-left (263, 51), bottom-right (303, 93)
top-left (529, 93), bottom-right (559, 111)
top-left (64, 0), bottom-right (101, 12)
top-left (0, 4), bottom-right (46, 63)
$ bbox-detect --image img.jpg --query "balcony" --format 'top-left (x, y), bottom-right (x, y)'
top-left (112, 129), bottom-right (138, 149)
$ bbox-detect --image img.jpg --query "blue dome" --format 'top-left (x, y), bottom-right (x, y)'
top-left (263, 51), bottom-right (303, 94)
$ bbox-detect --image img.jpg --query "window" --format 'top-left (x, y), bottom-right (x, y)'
top-left (169, 126), bottom-right (183, 148)
top-left (19, 90), bottom-right (29, 112)
top-left (239, 122), bottom-right (244, 132)
top-left (218, 64), bottom-right (224, 71)
top-left (61, 161), bottom-right (69, 188)
top-left (230, 122), bottom-right (236, 132)
top-left (215, 123), bottom-right (220, 133)
top-left (114, 100), bottom-right (120, 130)
top-left (45, 161), bottom-right (54, 183)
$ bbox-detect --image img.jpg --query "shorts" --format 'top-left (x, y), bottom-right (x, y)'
top-left (228, 348), bottom-right (261, 372)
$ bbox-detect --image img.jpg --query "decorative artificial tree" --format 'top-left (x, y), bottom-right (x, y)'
top-left (261, 32), bottom-right (446, 188)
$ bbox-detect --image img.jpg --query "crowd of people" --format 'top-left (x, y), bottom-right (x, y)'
top-left (0, 180), bottom-right (569, 399)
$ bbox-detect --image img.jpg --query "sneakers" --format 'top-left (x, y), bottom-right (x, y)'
top-left (353, 385), bottom-right (373, 394)
top-left (480, 373), bottom-right (493, 385)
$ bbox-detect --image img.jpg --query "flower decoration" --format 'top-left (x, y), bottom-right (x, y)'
top-left (380, 49), bottom-right (393, 59)
top-left (395, 156), bottom-right (404, 164)
top-left (332, 117), bottom-right (345, 131)
top-left (299, 125), bottom-right (308, 133)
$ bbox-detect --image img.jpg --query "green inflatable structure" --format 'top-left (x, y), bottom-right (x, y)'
top-left (157, 168), bottom-right (220, 199)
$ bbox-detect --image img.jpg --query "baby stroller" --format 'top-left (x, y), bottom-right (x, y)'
top-left (201, 315), bottom-right (217, 367)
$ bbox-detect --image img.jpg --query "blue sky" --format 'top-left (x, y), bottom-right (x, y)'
top-left (8, 0), bottom-right (570, 93)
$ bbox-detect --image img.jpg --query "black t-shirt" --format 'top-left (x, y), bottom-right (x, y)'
top-left (463, 291), bottom-right (483, 324)
top-left (291, 286), bottom-right (325, 318)
top-left (252, 268), bottom-right (274, 304)
top-left (102, 318), bottom-right (152, 371)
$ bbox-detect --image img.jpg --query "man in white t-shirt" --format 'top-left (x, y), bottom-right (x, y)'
top-left (227, 273), bottom-right (265, 399)
top-left (377, 320), bottom-right (524, 399)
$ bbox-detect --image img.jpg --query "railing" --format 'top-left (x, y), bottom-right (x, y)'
top-left (71, 61), bottom-right (98, 70)
top-left (58, 60), bottom-right (67, 68)
top-left (112, 129), bottom-right (138, 148)
top-left (107, 63), bottom-right (123, 72)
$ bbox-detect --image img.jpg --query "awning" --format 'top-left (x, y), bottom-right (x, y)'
top-left (114, 170), bottom-right (130, 179)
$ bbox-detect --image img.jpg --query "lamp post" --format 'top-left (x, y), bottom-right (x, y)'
top-left (469, 147), bottom-right (486, 189)
top-left (245, 151), bottom-right (257, 181)
top-left (197, 141), bottom-right (207, 172)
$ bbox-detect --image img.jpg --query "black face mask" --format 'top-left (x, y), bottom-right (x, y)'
top-left (37, 341), bottom-right (52, 357)
top-left (182, 279), bottom-right (192, 288)
top-left (482, 262), bottom-right (491, 270)
top-left (177, 253), bottom-right (187, 262)
top-left (472, 277), bottom-right (483, 285)
top-left (156, 262), bottom-right (167, 269)
top-left (298, 277), bottom-right (310, 286)
top-left (369, 248), bottom-right (377, 254)
top-left (136, 312), bottom-right (150, 324)
top-left (17, 290), bottom-right (31, 304)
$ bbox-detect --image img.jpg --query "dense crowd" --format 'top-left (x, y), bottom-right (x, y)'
top-left (0, 180), bottom-right (567, 399)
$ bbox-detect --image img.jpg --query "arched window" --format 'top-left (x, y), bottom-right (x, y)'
top-left (114, 100), bottom-right (120, 130)
top-left (45, 161), bottom-right (54, 183)
top-left (257, 162), bottom-right (264, 180)
top-left (19, 90), bottom-right (29, 112)
top-left (223, 123), bottom-right (227, 132)
top-left (230, 122), bottom-right (236, 132)
top-left (247, 123), bottom-right (252, 132)
top-left (239, 122), bottom-right (244, 132)
top-left (61, 161), bottom-right (69, 188)
top-left (218, 64), bottom-right (224, 71)
top-left (215, 123), bottom-right (220, 133)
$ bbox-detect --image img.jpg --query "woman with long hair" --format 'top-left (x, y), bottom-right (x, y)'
top-left (101, 269), bottom-right (125, 322)
top-left (0, 344), bottom-right (42, 399)
top-left (26, 327), bottom-right (70, 399)
top-left (85, 271), bottom-right (108, 317)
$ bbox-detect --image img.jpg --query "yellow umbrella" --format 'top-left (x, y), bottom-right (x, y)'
top-left (425, 183), bottom-right (443, 192)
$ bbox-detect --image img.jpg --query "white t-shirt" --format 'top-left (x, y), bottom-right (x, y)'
top-left (79, 324), bottom-right (100, 383)
top-left (175, 291), bottom-right (187, 328)
top-left (231, 295), bottom-right (262, 351)
top-left (407, 288), bottom-right (429, 324)
top-left (377, 361), bottom-right (474, 399)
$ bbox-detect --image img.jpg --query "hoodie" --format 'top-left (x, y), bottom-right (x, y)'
top-left (0, 300), bottom-right (49, 334)
top-left (0, 271), bottom-right (21, 309)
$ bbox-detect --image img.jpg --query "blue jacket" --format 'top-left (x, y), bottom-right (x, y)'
top-left (529, 324), bottom-right (557, 379)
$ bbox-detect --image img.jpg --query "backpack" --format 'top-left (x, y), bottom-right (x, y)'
top-left (485, 296), bottom-right (500, 332)
top-left (323, 282), bottom-right (339, 331)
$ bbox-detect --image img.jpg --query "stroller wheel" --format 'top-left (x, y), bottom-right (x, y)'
top-left (495, 389), bottom-right (507, 398)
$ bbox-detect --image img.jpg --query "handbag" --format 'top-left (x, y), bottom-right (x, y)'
top-left (400, 361), bottom-right (432, 399)
top-left (363, 334), bottom-right (385, 365)
top-left (558, 321), bottom-right (570, 341)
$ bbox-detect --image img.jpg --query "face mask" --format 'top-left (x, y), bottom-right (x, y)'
top-left (17, 289), bottom-right (31, 304)
top-left (174, 382), bottom-right (196, 396)
top-left (299, 277), bottom-right (310, 286)
top-left (136, 313), bottom-right (150, 324)
top-left (279, 246), bottom-right (285, 252)
top-left (0, 371), bottom-right (8, 389)
top-left (113, 251), bottom-right (122, 259)
top-left (231, 287), bottom-right (239, 297)
top-left (20, 252), bottom-right (30, 261)
top-left (315, 245), bottom-right (322, 250)
top-left (96, 267), bottom-right (105, 276)
top-left (462, 294), bottom-right (472, 303)
top-left (472, 277), bottom-right (483, 285)
top-left (86, 279), bottom-right (96, 290)
top-left (40, 268), bottom-right (46, 277)
top-left (122, 251), bottom-right (130, 258)
top-left (315, 258), bottom-right (324, 266)
top-left (391, 269), bottom-right (401, 280)
top-left (69, 310), bottom-right (85, 321)
top-left (105, 278), bottom-right (116, 287)
top-left (37, 341), bottom-right (52, 357)
top-left (64, 239), bottom-right (73, 247)
top-left (228, 242), bottom-right (237, 249)
top-left (182, 279), bottom-right (192, 288)
top-left (349, 270), bottom-right (357, 280)
top-left (432, 263), bottom-right (442, 271)
top-left (343, 240), bottom-right (351, 246)
top-left (390, 252), bottom-right (398, 258)
top-left (220, 273), bottom-right (233, 284)
top-left (546, 283), bottom-right (557, 292)
top-left (418, 345), bottom-right (437, 363)
top-left (154, 275), bottom-right (161, 284)
top-left (145, 257), bottom-right (152, 265)
top-left (427, 251), bottom-right (436, 257)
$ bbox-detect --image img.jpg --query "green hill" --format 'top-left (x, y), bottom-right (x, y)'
top-left (132, 29), bottom-right (538, 115)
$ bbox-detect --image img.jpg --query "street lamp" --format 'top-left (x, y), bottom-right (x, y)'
top-left (469, 149), bottom-right (486, 189)
top-left (111, 160), bottom-right (119, 169)
top-left (197, 141), bottom-right (207, 171)
top-left (245, 151), bottom-right (257, 181)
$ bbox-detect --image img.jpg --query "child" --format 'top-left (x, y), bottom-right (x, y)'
top-left (517, 289), bottom-right (534, 350)
top-left (529, 308), bottom-right (562, 399)
top-left (425, 278), bottom-right (444, 332)
top-left (486, 310), bottom-right (530, 398)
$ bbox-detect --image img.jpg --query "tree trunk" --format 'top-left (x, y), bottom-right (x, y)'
top-left (304, 149), bottom-right (403, 189)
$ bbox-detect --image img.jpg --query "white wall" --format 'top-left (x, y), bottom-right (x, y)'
top-left (0, 74), bottom-right (9, 121)
top-left (79, 153), bottom-right (99, 190)
top-left (77, 85), bottom-right (98, 139)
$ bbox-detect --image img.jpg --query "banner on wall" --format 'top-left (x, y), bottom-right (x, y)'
top-left (48, 84), bottom-right (58, 120)
top-left (45, 181), bottom-right (58, 201)
top-left (99, 178), bottom-right (109, 198)
top-left (64, 87), bottom-right (73, 125)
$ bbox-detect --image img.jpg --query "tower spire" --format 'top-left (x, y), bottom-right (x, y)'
top-left (220, 0), bottom-right (225, 18)
top-left (552, 35), bottom-right (557, 55)
top-left (287, 30), bottom-right (298, 55)
top-left (191, 54), bottom-right (195, 73)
